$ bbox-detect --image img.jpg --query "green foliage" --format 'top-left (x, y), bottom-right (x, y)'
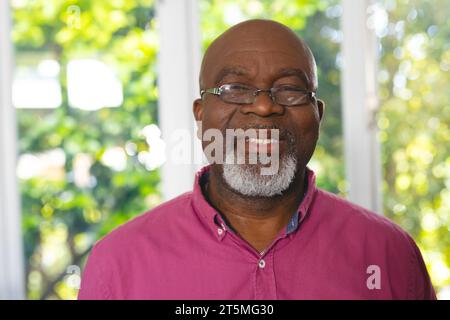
top-left (378, 0), bottom-right (450, 292)
top-left (13, 0), bottom-right (160, 299)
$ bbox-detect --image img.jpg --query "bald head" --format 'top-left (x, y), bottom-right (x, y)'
top-left (200, 19), bottom-right (318, 91)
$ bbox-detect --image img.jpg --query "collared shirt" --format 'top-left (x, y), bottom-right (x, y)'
top-left (78, 166), bottom-right (436, 299)
top-left (201, 170), bottom-right (304, 238)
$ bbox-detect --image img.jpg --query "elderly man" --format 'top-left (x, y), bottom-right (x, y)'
top-left (78, 19), bottom-right (436, 299)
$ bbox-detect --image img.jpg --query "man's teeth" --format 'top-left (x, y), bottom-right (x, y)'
top-left (248, 138), bottom-right (279, 144)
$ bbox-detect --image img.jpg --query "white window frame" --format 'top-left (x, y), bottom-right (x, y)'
top-left (156, 0), bottom-right (203, 201)
top-left (0, 0), bottom-right (26, 300)
top-left (341, 0), bottom-right (382, 213)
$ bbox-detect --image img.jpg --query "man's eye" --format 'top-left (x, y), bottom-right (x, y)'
top-left (222, 84), bottom-right (253, 94)
top-left (227, 84), bottom-right (251, 91)
top-left (276, 85), bottom-right (304, 92)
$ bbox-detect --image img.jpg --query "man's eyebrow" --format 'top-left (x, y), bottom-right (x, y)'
top-left (213, 66), bottom-right (312, 89)
top-left (214, 66), bottom-right (249, 84)
top-left (275, 68), bottom-right (311, 89)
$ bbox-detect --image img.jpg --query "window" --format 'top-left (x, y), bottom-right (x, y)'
top-left (4, 0), bottom-right (448, 299)
top-left (12, 0), bottom-right (161, 299)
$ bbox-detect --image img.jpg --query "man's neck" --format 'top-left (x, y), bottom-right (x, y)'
top-left (203, 165), bottom-right (307, 253)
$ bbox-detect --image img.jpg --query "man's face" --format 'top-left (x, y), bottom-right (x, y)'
top-left (194, 22), bottom-right (324, 196)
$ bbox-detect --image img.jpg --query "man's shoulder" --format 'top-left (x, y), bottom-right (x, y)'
top-left (93, 191), bottom-right (194, 253)
top-left (312, 189), bottom-right (435, 299)
top-left (313, 188), bottom-right (415, 247)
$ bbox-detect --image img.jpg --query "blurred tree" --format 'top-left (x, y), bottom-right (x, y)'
top-left (378, 0), bottom-right (450, 294)
top-left (13, 0), bottom-right (160, 299)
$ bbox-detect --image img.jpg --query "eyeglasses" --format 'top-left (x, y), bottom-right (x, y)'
top-left (200, 83), bottom-right (316, 107)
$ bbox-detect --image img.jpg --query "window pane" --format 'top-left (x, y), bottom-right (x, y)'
top-left (12, 0), bottom-right (160, 300)
top-left (378, 0), bottom-right (450, 297)
top-left (200, 0), bottom-right (345, 194)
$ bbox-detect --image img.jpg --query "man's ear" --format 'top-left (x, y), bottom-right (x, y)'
top-left (193, 98), bottom-right (204, 140)
top-left (193, 98), bottom-right (203, 121)
top-left (316, 99), bottom-right (325, 122)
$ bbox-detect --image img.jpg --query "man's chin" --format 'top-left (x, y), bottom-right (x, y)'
top-left (223, 162), bottom-right (279, 176)
top-left (221, 155), bottom-right (297, 198)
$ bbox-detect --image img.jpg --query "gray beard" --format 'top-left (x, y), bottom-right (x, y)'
top-left (222, 153), bottom-right (297, 197)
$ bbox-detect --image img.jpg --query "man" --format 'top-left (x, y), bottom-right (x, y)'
top-left (78, 19), bottom-right (436, 299)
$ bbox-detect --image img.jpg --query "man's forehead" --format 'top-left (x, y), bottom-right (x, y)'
top-left (211, 63), bottom-right (310, 88)
top-left (204, 47), bottom-right (312, 87)
top-left (206, 35), bottom-right (307, 65)
top-left (200, 19), bottom-right (317, 89)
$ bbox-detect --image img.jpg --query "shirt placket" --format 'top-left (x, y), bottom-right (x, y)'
top-left (217, 215), bottom-right (290, 300)
top-left (254, 249), bottom-right (277, 299)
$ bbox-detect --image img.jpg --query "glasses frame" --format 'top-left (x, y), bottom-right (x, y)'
top-left (200, 83), bottom-right (316, 106)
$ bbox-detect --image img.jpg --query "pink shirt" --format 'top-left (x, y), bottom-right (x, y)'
top-left (78, 166), bottom-right (436, 299)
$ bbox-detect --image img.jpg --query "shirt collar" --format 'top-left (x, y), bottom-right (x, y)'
top-left (190, 165), bottom-right (317, 241)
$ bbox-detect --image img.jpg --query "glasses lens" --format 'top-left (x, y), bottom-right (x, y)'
top-left (220, 84), bottom-right (254, 104)
top-left (274, 87), bottom-right (310, 106)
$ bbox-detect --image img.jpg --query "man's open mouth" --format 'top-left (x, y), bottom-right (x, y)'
top-left (246, 137), bottom-right (281, 153)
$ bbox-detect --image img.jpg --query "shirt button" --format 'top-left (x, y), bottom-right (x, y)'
top-left (217, 228), bottom-right (223, 236)
top-left (258, 259), bottom-right (266, 269)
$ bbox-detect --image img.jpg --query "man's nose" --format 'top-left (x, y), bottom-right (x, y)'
top-left (240, 91), bottom-right (285, 117)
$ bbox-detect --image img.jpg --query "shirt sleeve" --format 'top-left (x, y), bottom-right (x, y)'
top-left (77, 244), bottom-right (112, 300)
top-left (406, 235), bottom-right (437, 300)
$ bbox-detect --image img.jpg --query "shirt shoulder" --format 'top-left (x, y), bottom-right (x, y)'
top-left (78, 191), bottom-right (196, 299)
top-left (311, 189), bottom-right (436, 299)
top-left (314, 188), bottom-right (410, 241)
